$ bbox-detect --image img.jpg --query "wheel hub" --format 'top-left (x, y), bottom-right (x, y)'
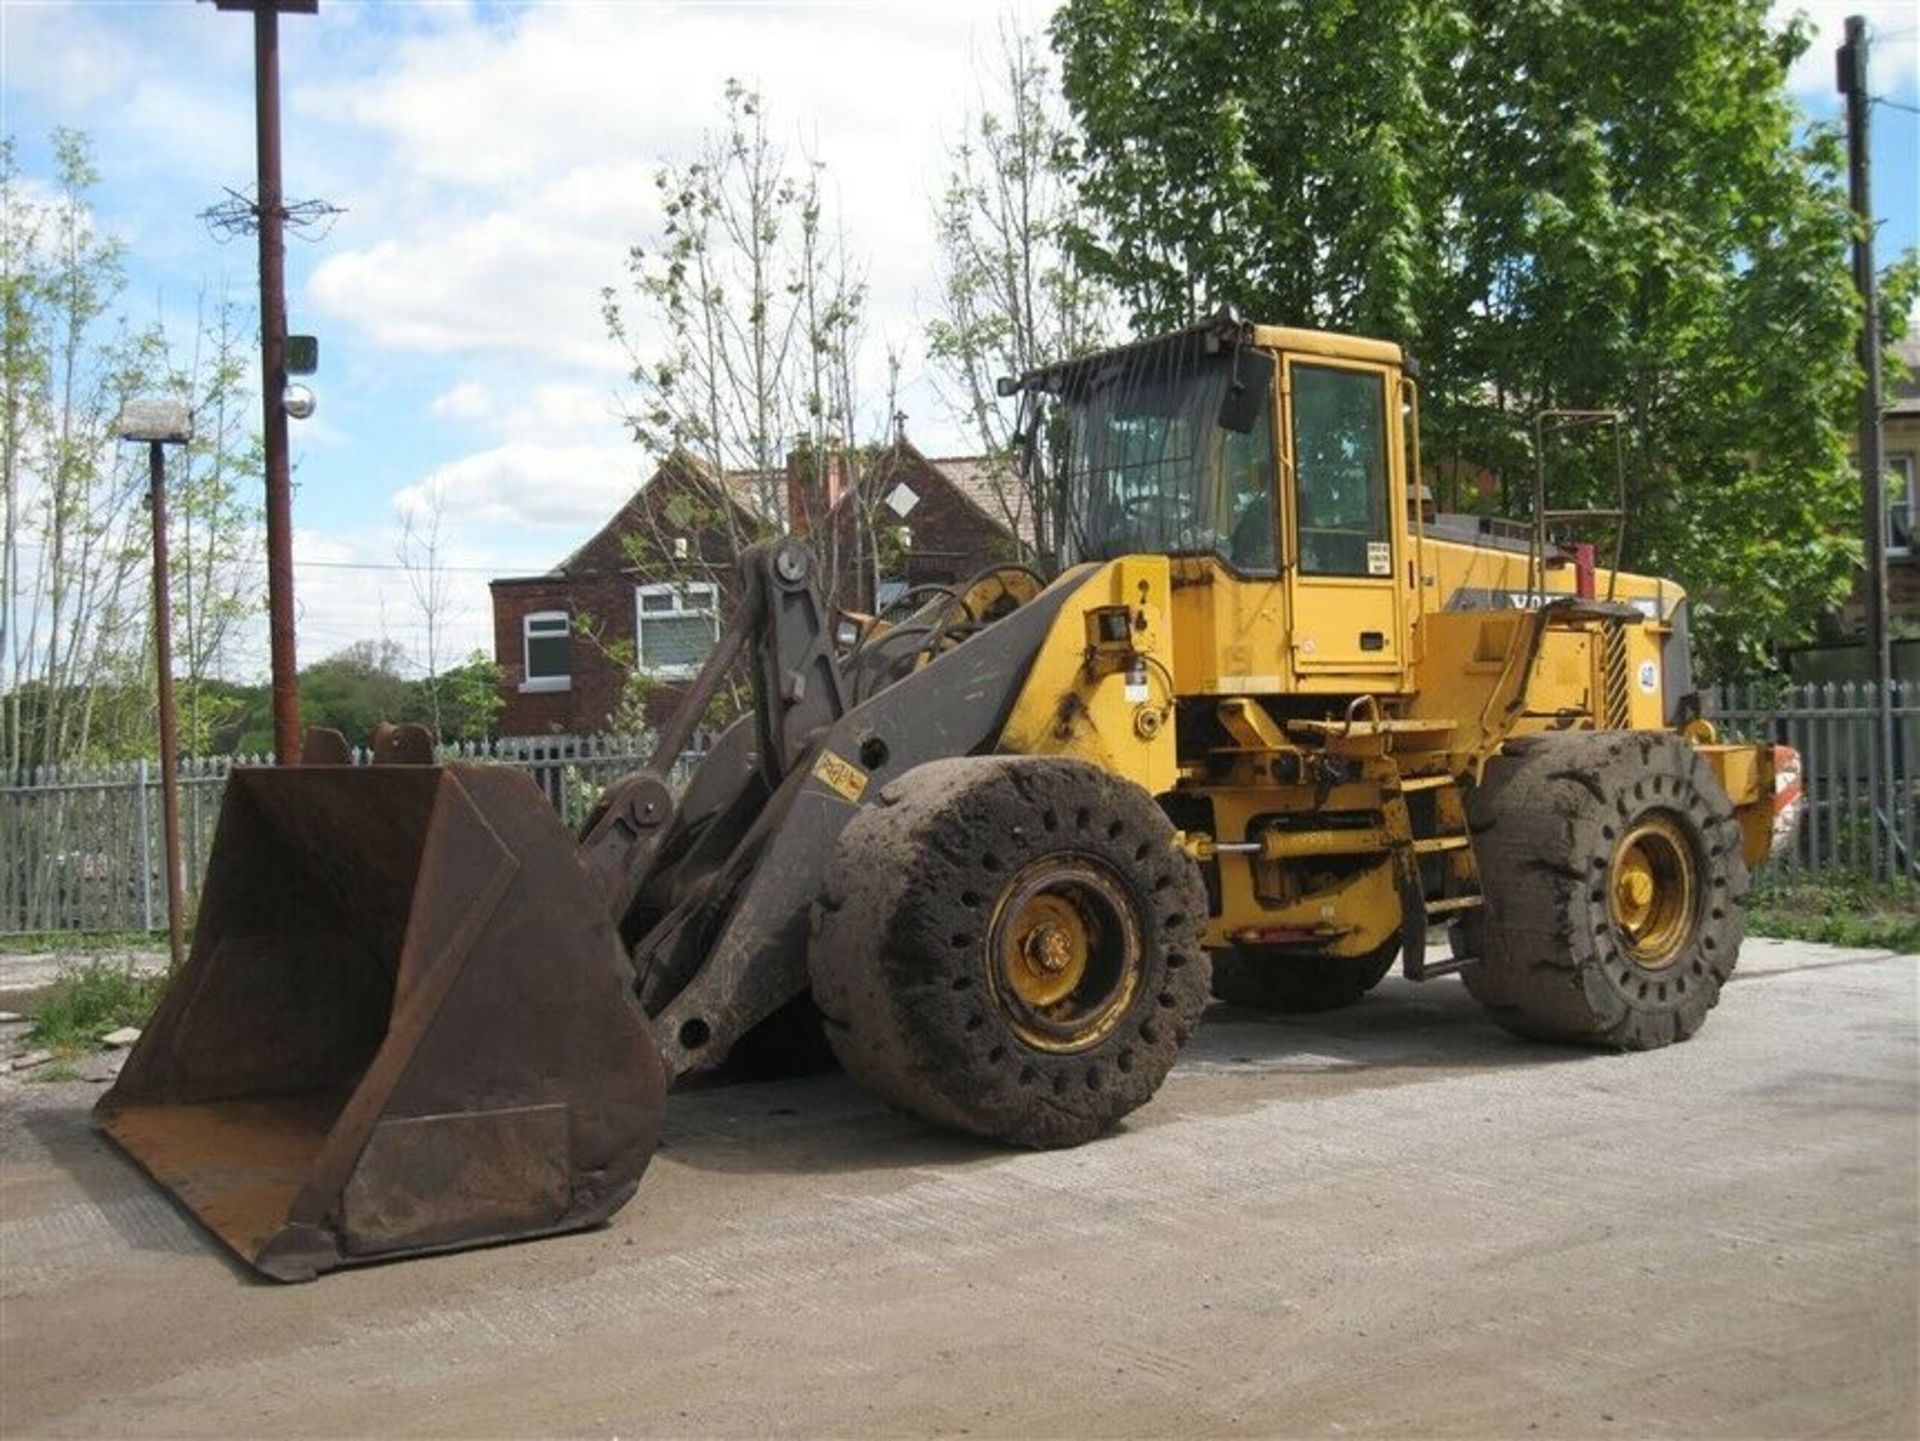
top-left (1007, 894), bottom-right (1091, 1008)
top-left (1608, 815), bottom-right (1698, 970)
top-left (989, 860), bottom-right (1141, 1053)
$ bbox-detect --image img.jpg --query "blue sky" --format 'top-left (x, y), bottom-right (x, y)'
top-left (3, 0), bottom-right (1916, 678)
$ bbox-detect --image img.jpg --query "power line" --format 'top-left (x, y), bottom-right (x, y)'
top-left (292, 559), bottom-right (548, 576)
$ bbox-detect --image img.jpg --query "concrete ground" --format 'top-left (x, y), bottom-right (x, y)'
top-left (1, 936), bottom-right (1913, 1439)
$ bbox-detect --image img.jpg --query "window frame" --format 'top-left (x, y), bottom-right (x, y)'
top-left (1285, 359), bottom-right (1395, 581)
top-left (1886, 452), bottom-right (1916, 559)
top-left (634, 581), bottom-right (720, 679)
top-left (521, 609), bottom-right (571, 693)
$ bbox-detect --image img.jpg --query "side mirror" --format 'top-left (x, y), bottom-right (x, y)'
top-left (1217, 348), bottom-right (1275, 434)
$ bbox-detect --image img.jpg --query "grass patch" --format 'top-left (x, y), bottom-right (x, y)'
top-left (0, 930), bottom-right (164, 956)
top-left (1750, 879), bottom-right (1920, 954)
top-left (25, 960), bottom-right (170, 1054)
top-left (28, 1061), bottom-right (82, 1084)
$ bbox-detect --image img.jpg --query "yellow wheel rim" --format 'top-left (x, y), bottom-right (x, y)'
top-left (1608, 815), bottom-right (1698, 970)
top-left (987, 859), bottom-right (1140, 1053)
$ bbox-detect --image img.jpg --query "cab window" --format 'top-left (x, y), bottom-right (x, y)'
top-left (1213, 402), bottom-right (1276, 574)
top-left (1058, 348), bottom-right (1278, 575)
top-left (1292, 364), bottom-right (1390, 578)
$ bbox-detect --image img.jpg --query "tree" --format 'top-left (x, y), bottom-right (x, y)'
top-left (1054, 0), bottom-right (1439, 338)
top-left (599, 81), bottom-right (884, 724)
top-left (293, 640), bottom-right (410, 749)
top-left (165, 293), bottom-right (264, 753)
top-left (926, 23), bottom-right (1111, 563)
top-left (604, 81), bottom-right (871, 547)
top-left (434, 650), bottom-right (503, 742)
top-left (0, 130), bottom-right (158, 769)
top-left (1051, 0), bottom-right (1919, 674)
top-left (395, 477), bottom-right (453, 737)
top-left (0, 133), bottom-right (267, 769)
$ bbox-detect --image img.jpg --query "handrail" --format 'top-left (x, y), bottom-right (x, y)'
top-left (1530, 408), bottom-right (1628, 604)
top-left (1402, 375), bottom-right (1426, 663)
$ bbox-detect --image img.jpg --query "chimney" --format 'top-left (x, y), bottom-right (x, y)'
top-left (784, 436), bottom-right (847, 536)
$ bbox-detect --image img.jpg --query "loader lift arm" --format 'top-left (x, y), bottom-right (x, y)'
top-left (617, 540), bottom-right (1082, 1076)
top-left (577, 538), bottom-right (849, 929)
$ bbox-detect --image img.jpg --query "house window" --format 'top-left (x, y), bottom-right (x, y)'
top-left (636, 582), bottom-right (719, 678)
top-left (522, 611), bottom-right (571, 692)
top-left (1888, 455), bottom-right (1916, 557)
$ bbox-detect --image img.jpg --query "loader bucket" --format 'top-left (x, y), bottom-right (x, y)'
top-left (94, 763), bottom-right (667, 1282)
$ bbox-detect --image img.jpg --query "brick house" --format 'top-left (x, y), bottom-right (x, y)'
top-left (1822, 339), bottom-right (1920, 642)
top-left (489, 437), bottom-right (1028, 736)
top-left (1879, 338), bottom-right (1920, 627)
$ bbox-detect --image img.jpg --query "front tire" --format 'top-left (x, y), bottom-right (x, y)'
top-left (809, 756), bottom-right (1211, 1147)
top-left (1460, 731), bottom-right (1747, 1049)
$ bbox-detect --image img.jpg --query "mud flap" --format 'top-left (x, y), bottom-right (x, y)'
top-left (94, 764), bottom-right (667, 1281)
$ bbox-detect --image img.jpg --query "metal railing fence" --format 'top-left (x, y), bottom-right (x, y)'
top-left (0, 734), bottom-right (705, 937)
top-left (1709, 680), bottom-right (1919, 890)
top-left (3, 684), bottom-right (1912, 935)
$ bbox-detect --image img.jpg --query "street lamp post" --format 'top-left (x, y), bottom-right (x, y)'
top-left (116, 400), bottom-right (194, 974)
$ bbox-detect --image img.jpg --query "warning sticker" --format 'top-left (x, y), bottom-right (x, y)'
top-left (813, 749), bottom-right (869, 804)
top-left (1366, 541), bottom-right (1392, 576)
top-left (1637, 659), bottom-right (1659, 695)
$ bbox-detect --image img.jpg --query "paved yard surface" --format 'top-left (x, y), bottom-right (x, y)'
top-left (2, 937), bottom-right (1914, 1438)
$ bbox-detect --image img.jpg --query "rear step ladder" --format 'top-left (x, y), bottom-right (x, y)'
top-left (1389, 779), bottom-right (1484, 981)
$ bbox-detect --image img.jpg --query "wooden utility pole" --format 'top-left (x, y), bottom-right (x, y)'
top-left (211, 0), bottom-right (317, 765)
top-left (1839, 14), bottom-right (1894, 877)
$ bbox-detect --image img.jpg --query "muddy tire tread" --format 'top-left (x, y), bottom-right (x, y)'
top-left (809, 756), bottom-right (1211, 1148)
top-left (1460, 731), bottom-right (1747, 1050)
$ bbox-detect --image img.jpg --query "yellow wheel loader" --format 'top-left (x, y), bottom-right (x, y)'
top-left (99, 314), bottom-right (1786, 1279)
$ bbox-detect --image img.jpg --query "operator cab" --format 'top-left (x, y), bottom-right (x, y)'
top-left (1049, 333), bottom-right (1280, 576)
top-left (1011, 311), bottom-right (1414, 694)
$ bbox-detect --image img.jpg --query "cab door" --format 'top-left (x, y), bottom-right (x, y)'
top-left (1282, 356), bottom-right (1408, 681)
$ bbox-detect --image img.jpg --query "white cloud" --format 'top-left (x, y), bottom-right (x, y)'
top-left (499, 382), bottom-right (625, 439)
top-left (391, 440), bottom-right (644, 531)
top-left (433, 378), bottom-right (620, 436)
top-left (1777, 2), bottom-right (1920, 100)
top-left (302, 1), bottom-right (1053, 403)
top-left (7, 0), bottom-right (1053, 687)
top-left (279, 525), bottom-right (513, 678)
top-left (430, 380), bottom-right (493, 421)
top-left (309, 201), bottom-right (634, 369)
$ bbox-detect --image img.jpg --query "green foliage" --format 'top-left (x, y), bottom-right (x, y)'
top-left (1, 129), bottom-right (153, 768)
top-left (1, 131), bottom-right (262, 768)
top-left (225, 640), bottom-right (506, 753)
top-left (165, 295), bottom-right (262, 737)
top-left (297, 640), bottom-right (412, 744)
top-left (1051, 0), bottom-right (1920, 675)
top-left (926, 25), bottom-right (1111, 559)
top-left (0, 930), bottom-right (159, 955)
top-left (436, 651), bottom-right (504, 742)
top-left (27, 959), bottom-right (169, 1054)
top-left (605, 81), bottom-right (866, 519)
top-left (1751, 879), bottom-right (1920, 953)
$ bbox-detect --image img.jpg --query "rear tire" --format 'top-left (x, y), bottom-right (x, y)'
top-left (809, 756), bottom-right (1211, 1148)
top-left (1210, 938), bottom-right (1397, 1013)
top-left (1461, 731), bottom-right (1747, 1050)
